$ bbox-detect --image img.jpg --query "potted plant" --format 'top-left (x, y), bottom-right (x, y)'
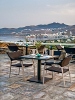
top-left (35, 41), bottom-right (42, 54)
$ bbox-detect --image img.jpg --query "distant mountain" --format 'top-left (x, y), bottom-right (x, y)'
top-left (0, 22), bottom-right (73, 34)
top-left (22, 22), bottom-right (69, 30)
top-left (37, 22), bottom-right (69, 29)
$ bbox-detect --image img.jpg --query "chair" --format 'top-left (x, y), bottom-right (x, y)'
top-left (38, 45), bottom-right (45, 54)
top-left (54, 50), bottom-right (61, 55)
top-left (41, 50), bottom-right (66, 66)
top-left (64, 47), bottom-right (75, 60)
top-left (64, 47), bottom-right (75, 54)
top-left (43, 55), bottom-right (72, 86)
top-left (7, 43), bottom-right (19, 52)
top-left (53, 50), bottom-right (61, 60)
top-left (56, 45), bottom-right (63, 51)
top-left (7, 43), bottom-right (24, 55)
top-left (7, 51), bottom-right (34, 78)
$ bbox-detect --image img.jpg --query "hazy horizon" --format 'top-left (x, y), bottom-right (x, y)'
top-left (0, 0), bottom-right (75, 28)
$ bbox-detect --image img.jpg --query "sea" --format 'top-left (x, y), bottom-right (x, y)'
top-left (0, 34), bottom-right (26, 42)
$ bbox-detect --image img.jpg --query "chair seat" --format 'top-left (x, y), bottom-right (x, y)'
top-left (45, 66), bottom-right (69, 73)
top-left (12, 63), bottom-right (33, 67)
top-left (41, 60), bottom-right (61, 65)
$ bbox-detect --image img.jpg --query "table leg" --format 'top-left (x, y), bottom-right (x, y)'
top-left (26, 46), bottom-right (28, 55)
top-left (37, 60), bottom-right (41, 81)
top-left (27, 59), bottom-right (51, 84)
top-left (27, 59), bottom-right (42, 83)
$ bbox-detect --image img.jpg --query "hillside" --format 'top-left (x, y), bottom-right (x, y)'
top-left (0, 22), bottom-right (69, 34)
top-left (0, 22), bottom-right (75, 35)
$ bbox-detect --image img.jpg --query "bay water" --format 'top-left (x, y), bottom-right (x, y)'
top-left (0, 34), bottom-right (26, 42)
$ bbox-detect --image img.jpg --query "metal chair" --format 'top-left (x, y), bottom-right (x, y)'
top-left (43, 55), bottom-right (72, 86)
top-left (7, 51), bottom-right (35, 79)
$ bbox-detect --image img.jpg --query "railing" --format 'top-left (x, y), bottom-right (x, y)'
top-left (42, 43), bottom-right (75, 46)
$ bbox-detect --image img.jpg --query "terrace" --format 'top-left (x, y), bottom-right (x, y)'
top-left (0, 42), bottom-right (75, 100)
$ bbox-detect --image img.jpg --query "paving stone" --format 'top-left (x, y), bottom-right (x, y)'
top-left (0, 91), bottom-right (3, 96)
top-left (10, 94), bottom-right (23, 100)
top-left (0, 76), bottom-right (9, 82)
top-left (8, 83), bottom-right (22, 89)
top-left (68, 83), bottom-right (75, 91)
top-left (0, 87), bottom-right (12, 94)
top-left (33, 92), bottom-right (50, 100)
top-left (63, 91), bottom-right (75, 99)
top-left (7, 76), bottom-right (22, 83)
top-left (56, 81), bottom-right (72, 88)
top-left (9, 82), bottom-right (46, 97)
top-left (62, 97), bottom-right (75, 100)
top-left (0, 81), bottom-right (11, 88)
top-left (1, 93), bottom-right (14, 100)
top-left (22, 97), bottom-right (32, 100)
top-left (44, 85), bottom-right (66, 94)
top-left (51, 95), bottom-right (64, 100)
top-left (33, 92), bottom-right (46, 99)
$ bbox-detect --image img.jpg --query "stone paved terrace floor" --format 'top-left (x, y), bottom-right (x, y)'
top-left (0, 54), bottom-right (75, 100)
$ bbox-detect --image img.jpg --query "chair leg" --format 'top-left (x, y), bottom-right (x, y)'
top-left (43, 66), bottom-right (45, 84)
top-left (18, 61), bottom-right (21, 75)
top-left (68, 66), bottom-right (72, 83)
top-left (61, 67), bottom-right (65, 87)
top-left (32, 59), bottom-right (35, 77)
top-left (23, 47), bottom-right (25, 55)
top-left (44, 60), bottom-right (47, 73)
top-left (9, 61), bottom-right (12, 78)
top-left (52, 72), bottom-right (54, 79)
top-left (43, 63), bottom-right (46, 84)
top-left (21, 60), bottom-right (25, 80)
top-left (18, 67), bottom-right (20, 75)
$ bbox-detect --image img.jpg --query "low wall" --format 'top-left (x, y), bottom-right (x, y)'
top-left (0, 42), bottom-right (9, 54)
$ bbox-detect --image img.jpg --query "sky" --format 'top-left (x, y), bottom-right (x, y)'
top-left (0, 0), bottom-right (75, 28)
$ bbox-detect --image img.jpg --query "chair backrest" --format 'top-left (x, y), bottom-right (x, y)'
top-left (38, 45), bottom-right (45, 54)
top-left (7, 43), bottom-right (19, 51)
top-left (59, 50), bottom-right (66, 60)
top-left (60, 55), bottom-right (72, 67)
top-left (54, 51), bottom-right (61, 56)
top-left (64, 47), bottom-right (75, 54)
top-left (56, 45), bottom-right (63, 51)
top-left (7, 51), bottom-right (22, 61)
top-left (38, 45), bottom-right (45, 50)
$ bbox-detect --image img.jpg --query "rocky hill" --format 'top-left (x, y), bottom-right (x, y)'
top-left (0, 22), bottom-right (75, 35)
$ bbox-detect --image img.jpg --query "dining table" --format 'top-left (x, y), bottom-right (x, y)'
top-left (20, 54), bottom-right (57, 84)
